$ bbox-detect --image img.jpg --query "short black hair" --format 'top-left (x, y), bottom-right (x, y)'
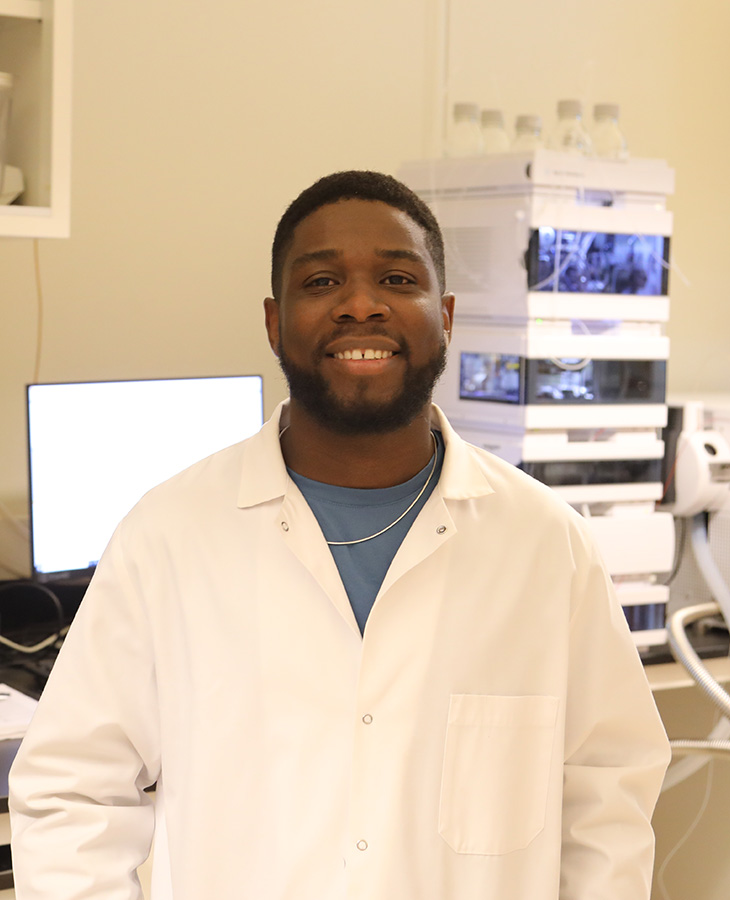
top-left (270, 170), bottom-right (446, 297)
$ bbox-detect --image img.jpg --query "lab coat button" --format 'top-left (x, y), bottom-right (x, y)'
top-left (356, 839), bottom-right (368, 851)
top-left (362, 714), bottom-right (373, 724)
top-left (281, 521), bottom-right (289, 532)
top-left (436, 525), bottom-right (447, 534)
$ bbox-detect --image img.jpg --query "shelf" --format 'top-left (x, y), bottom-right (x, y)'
top-left (647, 655), bottom-right (730, 692)
top-left (0, 1), bottom-right (42, 21)
top-left (0, 0), bottom-right (72, 238)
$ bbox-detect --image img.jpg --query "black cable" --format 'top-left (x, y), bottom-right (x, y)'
top-left (0, 580), bottom-right (65, 653)
top-left (658, 515), bottom-right (687, 587)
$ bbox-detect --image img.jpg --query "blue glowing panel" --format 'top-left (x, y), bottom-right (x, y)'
top-left (459, 352), bottom-right (522, 403)
top-left (527, 228), bottom-right (670, 295)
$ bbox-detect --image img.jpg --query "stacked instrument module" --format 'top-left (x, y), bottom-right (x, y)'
top-left (400, 150), bottom-right (676, 649)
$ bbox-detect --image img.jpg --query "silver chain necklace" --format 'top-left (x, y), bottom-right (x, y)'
top-left (326, 431), bottom-right (438, 547)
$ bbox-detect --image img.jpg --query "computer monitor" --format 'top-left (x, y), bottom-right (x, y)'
top-left (27, 375), bottom-right (264, 583)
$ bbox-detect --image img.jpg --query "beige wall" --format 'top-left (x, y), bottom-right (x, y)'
top-left (1, 0), bottom-right (729, 577)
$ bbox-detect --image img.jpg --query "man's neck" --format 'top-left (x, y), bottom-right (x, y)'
top-left (280, 403), bottom-right (435, 489)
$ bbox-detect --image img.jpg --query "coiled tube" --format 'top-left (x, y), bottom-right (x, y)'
top-left (666, 601), bottom-right (730, 720)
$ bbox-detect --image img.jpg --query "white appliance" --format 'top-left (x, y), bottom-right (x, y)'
top-left (400, 151), bottom-right (676, 650)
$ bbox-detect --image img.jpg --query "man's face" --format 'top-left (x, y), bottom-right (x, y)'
top-left (264, 199), bottom-right (454, 435)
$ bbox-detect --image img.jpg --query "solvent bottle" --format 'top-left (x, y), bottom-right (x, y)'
top-left (511, 114), bottom-right (543, 151)
top-left (480, 109), bottom-right (510, 154)
top-left (592, 103), bottom-right (628, 159)
top-left (446, 103), bottom-right (483, 157)
top-left (548, 99), bottom-right (593, 155)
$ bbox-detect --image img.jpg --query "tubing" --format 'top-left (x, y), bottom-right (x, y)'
top-left (662, 719), bottom-right (730, 791)
top-left (670, 739), bottom-right (730, 759)
top-left (666, 601), bottom-right (730, 719)
top-left (691, 513), bottom-right (730, 625)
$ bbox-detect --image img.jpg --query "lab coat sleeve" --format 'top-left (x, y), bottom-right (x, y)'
top-left (9, 523), bottom-right (161, 900)
top-left (559, 534), bottom-right (671, 900)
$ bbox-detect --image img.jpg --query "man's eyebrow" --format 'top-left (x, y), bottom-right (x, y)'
top-left (290, 247), bottom-right (427, 269)
top-left (290, 249), bottom-right (342, 268)
top-left (375, 248), bottom-right (427, 265)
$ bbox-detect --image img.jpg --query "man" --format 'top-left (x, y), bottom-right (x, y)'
top-left (10, 171), bottom-right (670, 899)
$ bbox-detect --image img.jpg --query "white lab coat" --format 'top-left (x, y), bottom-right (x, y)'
top-left (9, 402), bottom-right (670, 900)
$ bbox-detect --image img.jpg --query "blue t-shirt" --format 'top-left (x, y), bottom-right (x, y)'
top-left (287, 431), bottom-right (445, 634)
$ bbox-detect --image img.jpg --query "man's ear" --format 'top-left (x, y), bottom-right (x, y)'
top-left (263, 297), bottom-right (280, 357)
top-left (442, 292), bottom-right (455, 343)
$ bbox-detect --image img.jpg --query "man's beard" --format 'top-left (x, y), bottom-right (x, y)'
top-left (277, 336), bottom-right (447, 436)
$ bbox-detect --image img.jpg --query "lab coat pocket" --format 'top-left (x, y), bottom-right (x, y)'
top-left (438, 693), bottom-right (559, 855)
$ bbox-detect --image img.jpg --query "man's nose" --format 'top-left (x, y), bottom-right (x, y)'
top-left (332, 281), bottom-right (390, 322)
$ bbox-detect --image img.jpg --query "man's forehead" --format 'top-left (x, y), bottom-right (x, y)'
top-left (286, 199), bottom-right (430, 258)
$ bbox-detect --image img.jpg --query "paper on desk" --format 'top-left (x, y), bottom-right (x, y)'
top-left (0, 683), bottom-right (38, 739)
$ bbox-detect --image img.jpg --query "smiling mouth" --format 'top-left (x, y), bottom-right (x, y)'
top-left (331, 349), bottom-right (396, 360)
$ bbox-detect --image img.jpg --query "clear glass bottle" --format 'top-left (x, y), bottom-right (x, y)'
top-left (592, 103), bottom-right (628, 159)
top-left (548, 99), bottom-right (593, 155)
top-left (446, 102), bottom-right (483, 157)
top-left (480, 109), bottom-right (510, 154)
top-left (511, 114), bottom-right (543, 151)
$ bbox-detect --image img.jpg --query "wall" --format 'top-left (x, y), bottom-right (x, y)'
top-left (1, 0), bottom-right (729, 579)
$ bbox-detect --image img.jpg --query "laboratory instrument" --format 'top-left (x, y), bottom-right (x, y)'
top-left (399, 150), bottom-right (676, 648)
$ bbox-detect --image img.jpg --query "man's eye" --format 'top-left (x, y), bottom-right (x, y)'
top-left (383, 274), bottom-right (415, 285)
top-left (306, 276), bottom-right (336, 288)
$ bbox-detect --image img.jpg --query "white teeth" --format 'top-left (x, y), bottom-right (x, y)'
top-left (334, 349), bottom-right (394, 361)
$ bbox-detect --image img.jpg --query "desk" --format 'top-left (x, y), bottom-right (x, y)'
top-left (649, 656), bottom-right (730, 900)
top-left (647, 655), bottom-right (730, 692)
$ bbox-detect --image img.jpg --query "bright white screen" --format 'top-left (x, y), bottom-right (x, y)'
top-left (27, 376), bottom-right (263, 578)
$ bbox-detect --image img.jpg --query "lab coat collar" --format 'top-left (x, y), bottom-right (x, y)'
top-left (236, 400), bottom-right (494, 508)
top-left (236, 401), bottom-right (291, 508)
